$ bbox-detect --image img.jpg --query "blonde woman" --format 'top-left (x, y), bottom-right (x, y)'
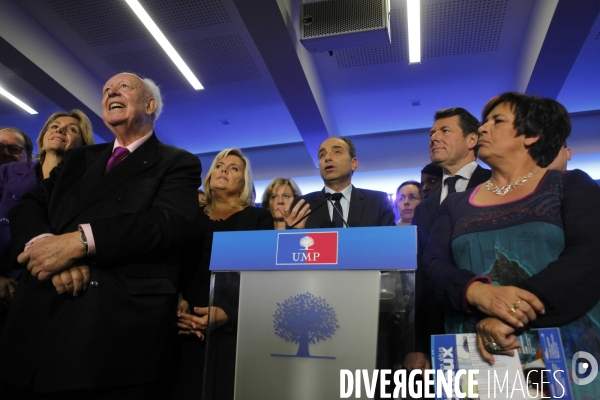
top-left (174, 148), bottom-right (272, 399)
top-left (0, 110), bottom-right (94, 297)
top-left (36, 110), bottom-right (95, 179)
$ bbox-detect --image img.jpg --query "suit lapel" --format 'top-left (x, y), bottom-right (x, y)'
top-left (347, 186), bottom-right (365, 228)
top-left (77, 145), bottom-right (113, 201)
top-left (62, 134), bottom-right (162, 228)
top-left (467, 165), bottom-right (491, 189)
top-left (310, 190), bottom-right (332, 228)
top-left (416, 166), bottom-right (489, 231)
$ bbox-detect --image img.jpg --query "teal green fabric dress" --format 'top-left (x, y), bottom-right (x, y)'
top-left (423, 170), bottom-right (600, 399)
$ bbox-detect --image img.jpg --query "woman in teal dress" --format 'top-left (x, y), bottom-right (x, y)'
top-left (423, 93), bottom-right (600, 399)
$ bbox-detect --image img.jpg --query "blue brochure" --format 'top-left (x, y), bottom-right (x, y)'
top-left (431, 328), bottom-right (572, 400)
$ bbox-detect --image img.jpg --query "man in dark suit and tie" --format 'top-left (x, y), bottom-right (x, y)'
top-left (286, 136), bottom-right (395, 229)
top-left (0, 73), bottom-right (201, 398)
top-left (413, 107), bottom-right (491, 255)
top-left (406, 107), bottom-right (491, 372)
top-left (285, 136), bottom-right (396, 394)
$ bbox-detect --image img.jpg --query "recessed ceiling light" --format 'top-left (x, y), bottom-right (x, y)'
top-left (407, 0), bottom-right (421, 64)
top-left (0, 86), bottom-right (38, 114)
top-left (125, 0), bottom-right (204, 90)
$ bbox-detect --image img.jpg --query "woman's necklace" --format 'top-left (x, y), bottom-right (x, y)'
top-left (485, 168), bottom-right (542, 196)
top-left (207, 203), bottom-right (243, 220)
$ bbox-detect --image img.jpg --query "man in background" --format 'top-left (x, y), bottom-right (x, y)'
top-left (407, 107), bottom-right (491, 373)
top-left (548, 141), bottom-right (572, 171)
top-left (0, 128), bottom-right (33, 315)
top-left (0, 127), bottom-right (31, 167)
top-left (420, 162), bottom-right (443, 199)
top-left (413, 107), bottom-right (491, 255)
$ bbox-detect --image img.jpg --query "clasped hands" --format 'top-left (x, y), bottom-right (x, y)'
top-left (176, 296), bottom-right (229, 340)
top-left (16, 232), bottom-right (90, 297)
top-left (466, 282), bottom-right (546, 363)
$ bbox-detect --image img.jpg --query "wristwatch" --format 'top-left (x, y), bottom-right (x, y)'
top-left (80, 230), bottom-right (88, 251)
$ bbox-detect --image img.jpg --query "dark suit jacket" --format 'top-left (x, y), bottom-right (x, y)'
top-left (0, 133), bottom-right (201, 392)
top-left (296, 186), bottom-right (395, 228)
top-left (413, 165), bottom-right (491, 257)
top-left (294, 185), bottom-right (396, 372)
top-left (0, 161), bottom-right (40, 279)
top-left (412, 164), bottom-right (490, 354)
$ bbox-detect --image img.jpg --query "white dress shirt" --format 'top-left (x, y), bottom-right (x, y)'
top-left (440, 161), bottom-right (479, 203)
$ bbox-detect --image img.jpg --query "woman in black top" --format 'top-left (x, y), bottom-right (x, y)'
top-left (172, 148), bottom-right (272, 400)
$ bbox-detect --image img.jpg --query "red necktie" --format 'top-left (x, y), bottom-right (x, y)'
top-left (104, 147), bottom-right (130, 174)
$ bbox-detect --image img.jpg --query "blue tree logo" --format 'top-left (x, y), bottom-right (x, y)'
top-left (271, 292), bottom-right (339, 359)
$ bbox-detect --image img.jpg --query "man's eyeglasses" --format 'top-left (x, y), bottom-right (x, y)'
top-left (0, 143), bottom-right (25, 156)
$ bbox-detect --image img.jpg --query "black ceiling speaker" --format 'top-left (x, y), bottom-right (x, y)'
top-left (300, 0), bottom-right (391, 53)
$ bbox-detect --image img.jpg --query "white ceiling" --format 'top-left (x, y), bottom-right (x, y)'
top-left (0, 0), bottom-right (599, 197)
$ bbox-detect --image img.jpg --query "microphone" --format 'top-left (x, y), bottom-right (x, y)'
top-left (328, 192), bottom-right (349, 228)
top-left (290, 193), bottom-right (333, 228)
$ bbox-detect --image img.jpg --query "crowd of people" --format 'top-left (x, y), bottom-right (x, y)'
top-left (0, 72), bottom-right (598, 399)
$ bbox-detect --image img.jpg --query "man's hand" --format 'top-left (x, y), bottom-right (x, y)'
top-left (177, 293), bottom-right (190, 314)
top-left (403, 352), bottom-right (431, 373)
top-left (278, 199), bottom-right (310, 229)
top-left (0, 276), bottom-right (17, 311)
top-left (51, 264), bottom-right (90, 296)
top-left (17, 232), bottom-right (87, 281)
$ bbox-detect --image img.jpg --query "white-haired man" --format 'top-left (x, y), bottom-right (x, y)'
top-left (0, 73), bottom-right (201, 398)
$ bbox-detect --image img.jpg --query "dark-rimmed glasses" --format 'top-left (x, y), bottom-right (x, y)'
top-left (0, 143), bottom-right (25, 156)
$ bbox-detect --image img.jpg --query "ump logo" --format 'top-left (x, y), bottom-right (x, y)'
top-left (276, 232), bottom-right (338, 265)
top-left (572, 351), bottom-right (598, 385)
top-left (270, 292), bottom-right (338, 359)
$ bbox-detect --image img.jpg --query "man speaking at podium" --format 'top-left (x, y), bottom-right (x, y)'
top-left (284, 136), bottom-right (395, 229)
top-left (283, 136), bottom-right (399, 397)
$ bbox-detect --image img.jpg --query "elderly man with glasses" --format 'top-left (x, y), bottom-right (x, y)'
top-left (0, 127), bottom-right (33, 317)
top-left (0, 127), bottom-right (32, 167)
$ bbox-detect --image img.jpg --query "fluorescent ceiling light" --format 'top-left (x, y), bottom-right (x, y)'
top-left (125, 0), bottom-right (204, 90)
top-left (407, 0), bottom-right (421, 64)
top-left (0, 86), bottom-right (38, 114)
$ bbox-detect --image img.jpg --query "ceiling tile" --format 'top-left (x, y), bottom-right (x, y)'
top-left (423, 0), bottom-right (508, 58)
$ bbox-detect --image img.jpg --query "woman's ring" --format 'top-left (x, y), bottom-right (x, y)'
top-left (509, 307), bottom-right (517, 314)
top-left (485, 342), bottom-right (500, 352)
top-left (514, 300), bottom-right (521, 310)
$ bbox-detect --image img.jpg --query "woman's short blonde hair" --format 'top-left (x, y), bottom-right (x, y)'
top-left (202, 148), bottom-right (253, 208)
top-left (37, 109), bottom-right (94, 165)
top-left (260, 178), bottom-right (302, 208)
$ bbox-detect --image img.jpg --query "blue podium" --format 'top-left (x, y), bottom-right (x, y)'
top-left (204, 226), bottom-right (417, 400)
